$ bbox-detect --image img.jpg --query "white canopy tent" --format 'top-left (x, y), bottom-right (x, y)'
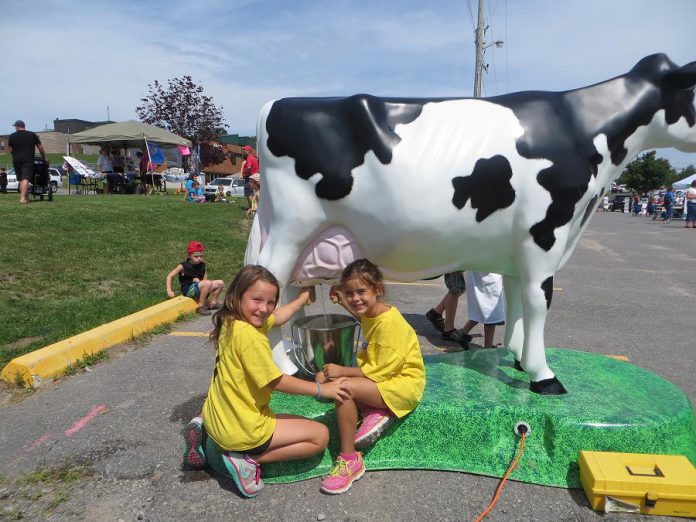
top-left (673, 172), bottom-right (696, 190)
top-left (68, 120), bottom-right (192, 194)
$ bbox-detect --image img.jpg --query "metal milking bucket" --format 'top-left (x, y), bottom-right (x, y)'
top-left (290, 314), bottom-right (359, 379)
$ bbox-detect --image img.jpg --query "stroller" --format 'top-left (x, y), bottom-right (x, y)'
top-left (31, 158), bottom-right (53, 201)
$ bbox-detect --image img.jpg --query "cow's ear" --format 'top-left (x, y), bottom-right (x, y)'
top-left (664, 61), bottom-right (696, 90)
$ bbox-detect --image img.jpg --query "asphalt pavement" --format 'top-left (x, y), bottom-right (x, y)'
top-left (0, 211), bottom-right (694, 521)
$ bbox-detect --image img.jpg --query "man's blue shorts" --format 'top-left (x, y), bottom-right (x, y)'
top-left (183, 282), bottom-right (200, 298)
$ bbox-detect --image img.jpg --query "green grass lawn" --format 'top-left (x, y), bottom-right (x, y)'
top-left (0, 193), bottom-right (252, 368)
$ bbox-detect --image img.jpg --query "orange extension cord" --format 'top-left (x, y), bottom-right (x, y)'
top-left (474, 431), bottom-right (527, 522)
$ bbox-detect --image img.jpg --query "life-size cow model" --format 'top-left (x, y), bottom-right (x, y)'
top-left (245, 54), bottom-right (696, 394)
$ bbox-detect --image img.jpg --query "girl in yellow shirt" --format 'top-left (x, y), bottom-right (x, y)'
top-left (182, 265), bottom-right (350, 498)
top-left (317, 259), bottom-right (426, 494)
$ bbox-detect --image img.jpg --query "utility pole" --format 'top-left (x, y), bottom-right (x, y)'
top-left (473, 0), bottom-right (503, 99)
top-left (473, 0), bottom-right (485, 98)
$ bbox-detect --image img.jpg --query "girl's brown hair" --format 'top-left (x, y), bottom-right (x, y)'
top-left (210, 265), bottom-right (280, 346)
top-left (340, 258), bottom-right (385, 298)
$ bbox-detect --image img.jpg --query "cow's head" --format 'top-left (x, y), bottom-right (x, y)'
top-left (657, 58), bottom-right (696, 152)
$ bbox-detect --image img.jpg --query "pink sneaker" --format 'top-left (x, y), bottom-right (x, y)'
top-left (182, 416), bottom-right (206, 469)
top-left (320, 453), bottom-right (365, 494)
top-left (354, 408), bottom-right (395, 448)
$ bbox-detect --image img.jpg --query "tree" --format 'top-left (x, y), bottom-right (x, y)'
top-left (618, 151), bottom-right (676, 194)
top-left (136, 76), bottom-right (228, 167)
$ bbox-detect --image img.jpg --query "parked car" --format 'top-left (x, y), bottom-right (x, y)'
top-left (610, 193), bottom-right (630, 212)
top-left (5, 168), bottom-right (61, 192)
top-left (47, 168), bottom-right (62, 191)
top-left (203, 177), bottom-right (245, 198)
top-left (51, 164), bottom-right (67, 178)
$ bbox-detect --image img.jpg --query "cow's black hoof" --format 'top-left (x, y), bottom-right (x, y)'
top-left (529, 377), bottom-right (567, 395)
top-left (513, 360), bottom-right (523, 371)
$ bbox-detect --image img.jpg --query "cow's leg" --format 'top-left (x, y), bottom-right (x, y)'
top-left (502, 275), bottom-right (524, 369)
top-left (518, 271), bottom-right (567, 395)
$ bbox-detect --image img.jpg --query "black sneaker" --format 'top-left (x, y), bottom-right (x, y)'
top-left (425, 309), bottom-right (445, 332)
top-left (441, 329), bottom-right (473, 344)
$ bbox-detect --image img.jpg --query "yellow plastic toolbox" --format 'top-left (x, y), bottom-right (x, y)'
top-left (579, 451), bottom-right (696, 517)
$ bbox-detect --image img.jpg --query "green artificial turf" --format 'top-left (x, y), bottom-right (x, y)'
top-left (265, 348), bottom-right (696, 488)
top-left (0, 194), bottom-right (251, 367)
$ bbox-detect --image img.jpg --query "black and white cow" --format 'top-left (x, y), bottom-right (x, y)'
top-left (245, 54), bottom-right (696, 394)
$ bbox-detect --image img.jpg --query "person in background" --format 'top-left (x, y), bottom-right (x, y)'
top-left (241, 145), bottom-right (259, 211)
top-left (186, 180), bottom-right (206, 203)
top-left (662, 186), bottom-right (675, 223)
top-left (213, 184), bottom-right (228, 203)
top-left (136, 151), bottom-right (148, 192)
top-left (8, 120), bottom-right (47, 204)
top-left (98, 147), bottom-right (115, 193)
top-left (632, 194), bottom-right (642, 216)
top-left (646, 195), bottom-right (655, 217)
top-left (111, 148), bottom-right (126, 191)
top-left (245, 173), bottom-right (261, 216)
top-left (457, 271), bottom-right (506, 349)
top-left (425, 272), bottom-right (473, 347)
top-left (166, 240), bottom-right (225, 315)
top-left (685, 180), bottom-right (696, 229)
top-left (602, 194), bottom-right (609, 211)
top-left (0, 167), bottom-right (7, 193)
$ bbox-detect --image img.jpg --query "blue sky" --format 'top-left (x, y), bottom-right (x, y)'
top-left (2, 0), bottom-right (695, 168)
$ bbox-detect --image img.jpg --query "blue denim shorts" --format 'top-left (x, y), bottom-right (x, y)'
top-left (686, 201), bottom-right (696, 223)
top-left (183, 282), bottom-right (200, 298)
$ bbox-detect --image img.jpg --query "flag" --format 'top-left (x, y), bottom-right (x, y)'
top-left (146, 141), bottom-right (165, 164)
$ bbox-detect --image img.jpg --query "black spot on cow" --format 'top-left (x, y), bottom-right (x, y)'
top-left (541, 276), bottom-right (553, 310)
top-left (451, 155), bottom-right (516, 221)
top-left (491, 53), bottom-right (695, 251)
top-left (265, 95), bottom-right (424, 200)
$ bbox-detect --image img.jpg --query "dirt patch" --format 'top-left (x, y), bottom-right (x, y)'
top-left (1, 336), bottom-right (45, 352)
top-left (91, 279), bottom-right (120, 295)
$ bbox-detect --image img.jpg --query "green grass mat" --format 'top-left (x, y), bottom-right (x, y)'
top-left (265, 348), bottom-right (696, 488)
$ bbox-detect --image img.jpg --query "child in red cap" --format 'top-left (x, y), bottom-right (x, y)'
top-left (166, 240), bottom-right (225, 315)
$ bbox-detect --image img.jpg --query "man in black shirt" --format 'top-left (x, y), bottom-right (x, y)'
top-left (8, 120), bottom-right (47, 204)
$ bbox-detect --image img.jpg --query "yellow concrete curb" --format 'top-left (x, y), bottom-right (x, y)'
top-left (1, 296), bottom-right (199, 388)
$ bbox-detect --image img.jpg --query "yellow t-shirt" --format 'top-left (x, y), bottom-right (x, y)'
top-left (202, 315), bottom-right (283, 451)
top-left (357, 306), bottom-right (426, 418)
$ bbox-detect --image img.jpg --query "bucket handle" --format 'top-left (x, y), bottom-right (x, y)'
top-left (291, 322), bottom-right (318, 377)
top-left (353, 324), bottom-right (362, 365)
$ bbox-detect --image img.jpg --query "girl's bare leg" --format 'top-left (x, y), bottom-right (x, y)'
top-left (255, 414), bottom-right (328, 464)
top-left (335, 377), bottom-right (388, 454)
